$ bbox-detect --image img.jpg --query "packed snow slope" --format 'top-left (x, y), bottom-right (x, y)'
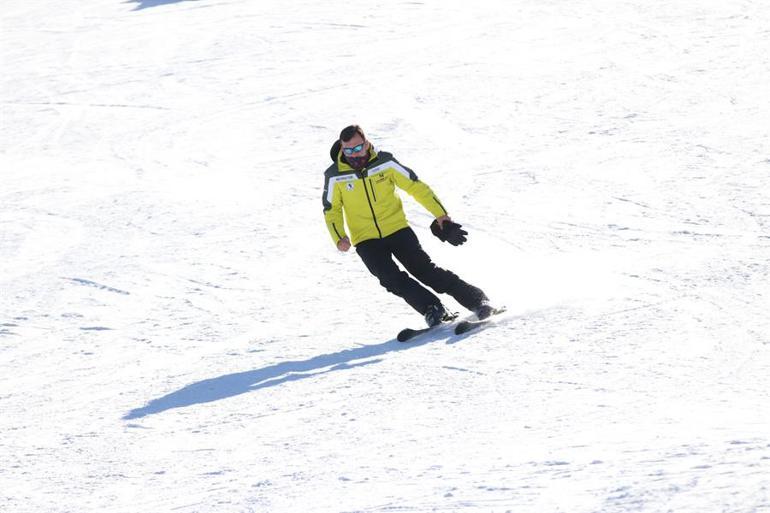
top-left (2, 1), bottom-right (769, 512)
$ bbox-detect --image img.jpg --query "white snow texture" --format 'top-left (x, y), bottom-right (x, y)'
top-left (2, 1), bottom-right (769, 512)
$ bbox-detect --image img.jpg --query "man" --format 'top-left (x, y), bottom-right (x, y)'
top-left (322, 125), bottom-right (493, 327)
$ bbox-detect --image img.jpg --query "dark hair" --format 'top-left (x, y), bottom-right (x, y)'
top-left (340, 125), bottom-right (365, 142)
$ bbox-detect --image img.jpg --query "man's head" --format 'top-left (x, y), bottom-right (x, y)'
top-left (339, 125), bottom-right (371, 169)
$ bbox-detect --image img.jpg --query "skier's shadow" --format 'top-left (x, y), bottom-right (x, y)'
top-left (125, 0), bottom-right (201, 10)
top-left (123, 332), bottom-right (453, 420)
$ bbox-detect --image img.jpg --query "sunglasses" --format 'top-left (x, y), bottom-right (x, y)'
top-left (342, 143), bottom-right (365, 155)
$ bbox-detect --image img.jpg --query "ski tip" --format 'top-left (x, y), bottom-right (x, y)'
top-left (397, 329), bottom-right (415, 342)
top-left (454, 321), bottom-right (483, 335)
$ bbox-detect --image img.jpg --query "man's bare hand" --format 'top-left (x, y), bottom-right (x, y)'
top-left (337, 236), bottom-right (351, 252)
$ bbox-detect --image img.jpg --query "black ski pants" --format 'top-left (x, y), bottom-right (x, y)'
top-left (355, 227), bottom-right (487, 315)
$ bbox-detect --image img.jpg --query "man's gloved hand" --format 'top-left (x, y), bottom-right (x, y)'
top-left (430, 219), bottom-right (468, 246)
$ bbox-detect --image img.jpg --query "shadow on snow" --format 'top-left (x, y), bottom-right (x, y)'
top-left (124, 332), bottom-right (453, 420)
top-left (127, 0), bottom-right (202, 10)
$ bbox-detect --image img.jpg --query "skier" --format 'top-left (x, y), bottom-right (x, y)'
top-left (322, 124), bottom-right (494, 328)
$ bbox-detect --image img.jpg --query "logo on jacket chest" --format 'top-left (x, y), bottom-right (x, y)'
top-left (346, 182), bottom-right (355, 191)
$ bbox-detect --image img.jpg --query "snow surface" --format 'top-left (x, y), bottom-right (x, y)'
top-left (2, 0), bottom-right (770, 512)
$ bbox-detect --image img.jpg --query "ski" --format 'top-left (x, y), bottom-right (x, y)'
top-left (397, 326), bottom-right (436, 342)
top-left (454, 306), bottom-right (507, 336)
top-left (397, 313), bottom-right (458, 342)
top-left (454, 319), bottom-right (490, 335)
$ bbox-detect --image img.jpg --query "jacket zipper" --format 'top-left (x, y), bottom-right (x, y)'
top-left (361, 172), bottom-right (382, 238)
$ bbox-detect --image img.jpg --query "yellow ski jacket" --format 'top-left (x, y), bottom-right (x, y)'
top-left (322, 147), bottom-right (448, 246)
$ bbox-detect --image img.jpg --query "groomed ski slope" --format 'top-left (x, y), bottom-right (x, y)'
top-left (1, 1), bottom-right (769, 512)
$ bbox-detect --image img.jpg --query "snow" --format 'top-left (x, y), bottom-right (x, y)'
top-left (2, 0), bottom-right (769, 512)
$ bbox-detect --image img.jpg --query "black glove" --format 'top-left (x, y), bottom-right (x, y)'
top-left (430, 219), bottom-right (468, 246)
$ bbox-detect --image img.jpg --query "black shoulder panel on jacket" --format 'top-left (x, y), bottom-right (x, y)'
top-left (324, 162), bottom-right (338, 177)
top-left (370, 151), bottom-right (418, 180)
top-left (364, 151), bottom-right (392, 169)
